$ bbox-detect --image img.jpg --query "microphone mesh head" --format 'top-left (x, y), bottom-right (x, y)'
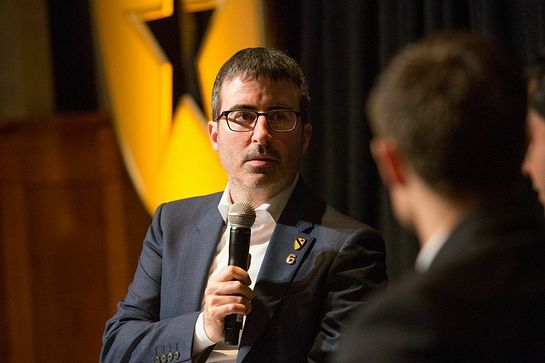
top-left (228, 202), bottom-right (256, 227)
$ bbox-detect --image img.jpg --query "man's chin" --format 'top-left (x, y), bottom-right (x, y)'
top-left (238, 173), bottom-right (289, 190)
top-left (244, 174), bottom-right (280, 187)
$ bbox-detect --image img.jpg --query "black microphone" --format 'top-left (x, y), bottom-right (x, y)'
top-left (224, 201), bottom-right (256, 345)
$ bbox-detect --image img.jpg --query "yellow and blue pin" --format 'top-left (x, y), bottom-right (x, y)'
top-left (294, 237), bottom-right (306, 250)
top-left (286, 237), bottom-right (307, 265)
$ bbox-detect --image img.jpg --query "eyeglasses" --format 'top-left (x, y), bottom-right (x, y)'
top-left (215, 109), bottom-right (301, 132)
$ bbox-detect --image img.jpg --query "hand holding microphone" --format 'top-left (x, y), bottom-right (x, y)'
top-left (201, 202), bottom-right (256, 345)
top-left (224, 202), bottom-right (256, 345)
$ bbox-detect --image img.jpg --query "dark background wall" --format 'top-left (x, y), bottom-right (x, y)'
top-left (46, 0), bottom-right (545, 277)
top-left (51, 0), bottom-right (545, 275)
top-left (1, 1), bottom-right (545, 362)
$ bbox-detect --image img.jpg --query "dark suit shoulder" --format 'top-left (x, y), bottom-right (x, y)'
top-left (160, 192), bottom-right (222, 214)
top-left (154, 192), bottom-right (222, 221)
top-left (321, 203), bottom-right (370, 230)
top-left (146, 192), bottom-right (223, 245)
top-left (285, 178), bottom-right (378, 232)
top-left (337, 225), bottom-right (545, 362)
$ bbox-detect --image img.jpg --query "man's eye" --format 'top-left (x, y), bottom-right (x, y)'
top-left (233, 112), bottom-right (255, 122)
top-left (268, 112), bottom-right (287, 122)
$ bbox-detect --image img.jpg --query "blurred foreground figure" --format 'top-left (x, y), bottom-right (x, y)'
top-left (523, 53), bottom-right (545, 210)
top-left (336, 32), bottom-right (545, 362)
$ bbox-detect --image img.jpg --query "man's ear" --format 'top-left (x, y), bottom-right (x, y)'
top-left (370, 138), bottom-right (407, 186)
top-left (208, 120), bottom-right (219, 152)
top-left (302, 122), bottom-right (312, 154)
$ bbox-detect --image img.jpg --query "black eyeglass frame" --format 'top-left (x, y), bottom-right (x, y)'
top-left (214, 109), bottom-right (302, 132)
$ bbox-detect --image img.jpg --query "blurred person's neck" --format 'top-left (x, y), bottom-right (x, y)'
top-left (406, 177), bottom-right (476, 248)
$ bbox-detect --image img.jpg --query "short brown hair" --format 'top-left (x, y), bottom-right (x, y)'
top-left (527, 52), bottom-right (545, 117)
top-left (211, 47), bottom-right (310, 122)
top-left (367, 32), bottom-right (526, 198)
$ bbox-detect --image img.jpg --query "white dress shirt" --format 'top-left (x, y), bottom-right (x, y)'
top-left (193, 176), bottom-right (299, 362)
top-left (414, 230), bottom-right (450, 273)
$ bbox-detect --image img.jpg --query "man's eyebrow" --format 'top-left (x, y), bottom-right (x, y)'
top-left (228, 104), bottom-right (256, 110)
top-left (228, 104), bottom-right (293, 111)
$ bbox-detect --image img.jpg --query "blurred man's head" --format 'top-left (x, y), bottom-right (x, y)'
top-left (367, 32), bottom-right (527, 227)
top-left (523, 55), bottom-right (545, 206)
top-left (525, 52), bottom-right (545, 95)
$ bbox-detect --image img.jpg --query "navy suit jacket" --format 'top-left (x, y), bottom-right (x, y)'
top-left (101, 180), bottom-right (387, 362)
top-left (336, 192), bottom-right (545, 362)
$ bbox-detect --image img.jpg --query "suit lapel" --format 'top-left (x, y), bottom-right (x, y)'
top-left (238, 180), bottom-right (322, 361)
top-left (255, 221), bottom-right (315, 286)
top-left (175, 197), bottom-right (225, 311)
top-left (238, 223), bottom-right (315, 361)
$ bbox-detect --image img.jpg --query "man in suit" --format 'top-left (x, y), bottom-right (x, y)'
top-left (100, 48), bottom-right (387, 363)
top-left (336, 32), bottom-right (545, 362)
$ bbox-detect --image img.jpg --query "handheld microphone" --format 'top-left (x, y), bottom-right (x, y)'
top-left (224, 201), bottom-right (256, 345)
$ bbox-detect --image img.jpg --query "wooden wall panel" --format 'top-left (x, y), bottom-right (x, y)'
top-left (0, 113), bottom-right (150, 362)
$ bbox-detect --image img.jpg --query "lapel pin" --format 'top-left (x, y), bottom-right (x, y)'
top-left (294, 237), bottom-right (306, 250)
top-left (286, 253), bottom-right (297, 265)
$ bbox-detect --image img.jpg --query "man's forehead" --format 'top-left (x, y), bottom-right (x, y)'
top-left (219, 76), bottom-right (300, 100)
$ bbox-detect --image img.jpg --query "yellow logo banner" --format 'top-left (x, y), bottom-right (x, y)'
top-left (92, 0), bottom-right (265, 213)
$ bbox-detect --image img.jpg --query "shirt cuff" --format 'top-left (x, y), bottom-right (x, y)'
top-left (193, 311), bottom-right (216, 354)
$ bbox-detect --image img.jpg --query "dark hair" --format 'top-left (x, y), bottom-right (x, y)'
top-left (526, 50), bottom-right (545, 84)
top-left (211, 48), bottom-right (310, 122)
top-left (531, 80), bottom-right (545, 118)
top-left (528, 51), bottom-right (545, 117)
top-left (367, 32), bottom-right (527, 198)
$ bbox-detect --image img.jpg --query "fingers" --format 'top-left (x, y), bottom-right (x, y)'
top-left (205, 265), bottom-right (254, 307)
top-left (206, 279), bottom-right (254, 300)
top-left (204, 294), bottom-right (253, 318)
top-left (212, 265), bottom-right (252, 286)
top-left (203, 295), bottom-right (253, 343)
top-left (201, 266), bottom-right (255, 342)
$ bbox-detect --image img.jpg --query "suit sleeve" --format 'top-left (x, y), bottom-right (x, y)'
top-left (308, 226), bottom-right (388, 362)
top-left (100, 204), bottom-right (205, 363)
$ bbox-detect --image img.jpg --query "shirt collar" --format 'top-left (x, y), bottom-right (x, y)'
top-left (218, 174), bottom-right (299, 224)
top-left (414, 230), bottom-right (450, 273)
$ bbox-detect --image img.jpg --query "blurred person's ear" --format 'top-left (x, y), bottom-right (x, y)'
top-left (370, 138), bottom-right (407, 188)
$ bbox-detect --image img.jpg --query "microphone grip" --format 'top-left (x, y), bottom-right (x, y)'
top-left (224, 226), bottom-right (251, 345)
top-left (228, 226), bottom-right (250, 268)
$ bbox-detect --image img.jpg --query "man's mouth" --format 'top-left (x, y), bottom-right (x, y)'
top-left (247, 155), bottom-right (276, 161)
top-left (243, 147), bottom-right (280, 165)
top-left (245, 157), bottom-right (277, 166)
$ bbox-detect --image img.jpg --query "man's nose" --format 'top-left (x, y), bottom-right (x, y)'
top-left (252, 115), bottom-right (272, 143)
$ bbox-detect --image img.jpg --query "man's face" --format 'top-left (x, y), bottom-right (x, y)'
top-left (208, 76), bottom-right (312, 197)
top-left (522, 109), bottom-right (545, 207)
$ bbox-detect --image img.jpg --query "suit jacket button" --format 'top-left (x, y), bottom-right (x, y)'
top-left (154, 356), bottom-right (160, 363)
top-left (174, 351), bottom-right (180, 360)
top-left (161, 354), bottom-right (167, 362)
top-left (167, 352), bottom-right (173, 361)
